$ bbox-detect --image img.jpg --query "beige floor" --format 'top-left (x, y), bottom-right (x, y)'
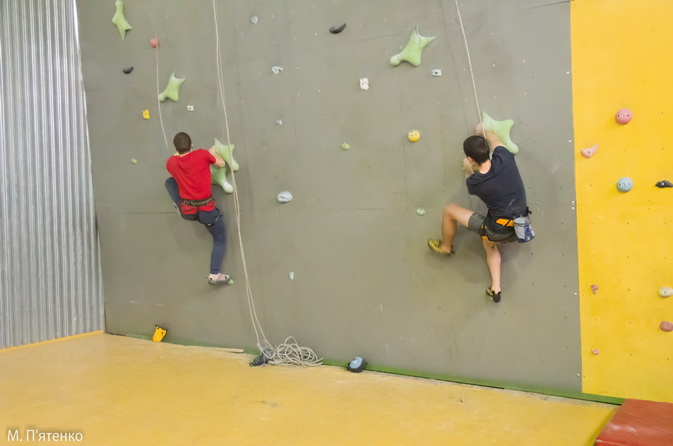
top-left (0, 333), bottom-right (615, 445)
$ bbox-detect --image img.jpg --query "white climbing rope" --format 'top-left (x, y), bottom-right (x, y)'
top-left (153, 33), bottom-right (170, 151)
top-left (211, 0), bottom-right (322, 367)
top-left (454, 0), bottom-right (485, 134)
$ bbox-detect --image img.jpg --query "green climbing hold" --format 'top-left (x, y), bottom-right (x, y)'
top-left (341, 142), bottom-right (351, 151)
top-left (213, 138), bottom-right (238, 172)
top-left (390, 27), bottom-right (435, 67)
top-left (158, 72), bottom-right (185, 102)
top-left (112, 0), bottom-right (132, 40)
top-left (130, 158), bottom-right (138, 164)
top-left (211, 165), bottom-right (233, 194)
top-left (482, 112), bottom-right (519, 154)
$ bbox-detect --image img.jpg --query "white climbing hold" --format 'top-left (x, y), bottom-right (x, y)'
top-left (431, 69), bottom-right (442, 77)
top-left (251, 16), bottom-right (259, 24)
top-left (277, 191), bottom-right (293, 203)
top-left (289, 272), bottom-right (294, 280)
top-left (359, 78), bottom-right (369, 91)
top-left (659, 287), bottom-right (673, 298)
top-left (416, 208), bottom-right (426, 216)
top-left (187, 105), bottom-right (194, 112)
top-left (276, 119), bottom-right (283, 126)
top-left (271, 66), bottom-right (283, 74)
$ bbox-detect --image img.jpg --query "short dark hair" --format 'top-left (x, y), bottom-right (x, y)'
top-left (463, 135), bottom-right (490, 164)
top-left (173, 132), bottom-right (192, 154)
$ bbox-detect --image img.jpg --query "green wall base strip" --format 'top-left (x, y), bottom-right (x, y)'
top-left (116, 332), bottom-right (621, 405)
top-left (321, 359), bottom-right (623, 405)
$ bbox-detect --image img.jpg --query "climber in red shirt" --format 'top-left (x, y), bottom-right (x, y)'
top-left (165, 131), bottom-right (230, 285)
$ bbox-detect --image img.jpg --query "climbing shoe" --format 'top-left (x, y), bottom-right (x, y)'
top-left (427, 239), bottom-right (454, 255)
top-left (486, 287), bottom-right (501, 303)
top-left (208, 273), bottom-right (232, 285)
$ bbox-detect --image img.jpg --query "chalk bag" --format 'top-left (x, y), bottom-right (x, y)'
top-left (514, 216), bottom-right (535, 243)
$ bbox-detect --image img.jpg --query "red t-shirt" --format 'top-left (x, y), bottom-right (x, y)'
top-left (166, 149), bottom-right (216, 200)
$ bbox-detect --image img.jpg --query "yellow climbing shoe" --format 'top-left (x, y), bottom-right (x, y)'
top-left (427, 239), bottom-right (454, 255)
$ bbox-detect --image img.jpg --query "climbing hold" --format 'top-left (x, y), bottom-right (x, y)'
top-left (211, 165), bottom-right (233, 194)
top-left (152, 325), bottom-right (167, 342)
top-left (142, 110), bottom-right (150, 120)
top-left (616, 177), bottom-right (633, 192)
top-left (581, 144), bottom-right (598, 159)
top-left (122, 66), bottom-right (134, 74)
top-left (158, 72), bottom-right (185, 102)
top-left (482, 112), bottom-right (518, 154)
top-left (276, 119), bottom-right (283, 126)
top-left (277, 191), bottom-right (293, 203)
top-left (656, 180), bottom-right (673, 188)
top-left (227, 278), bottom-right (234, 285)
top-left (347, 356), bottom-right (367, 373)
top-left (341, 142), bottom-right (351, 151)
top-left (659, 287), bottom-right (673, 298)
top-left (329, 23), bottom-right (346, 34)
top-left (407, 129), bottom-right (421, 142)
top-left (213, 138), bottom-right (238, 172)
top-left (289, 272), bottom-right (295, 280)
top-left (390, 27), bottom-right (435, 67)
top-left (251, 16), bottom-right (259, 24)
top-left (130, 158), bottom-right (138, 164)
top-left (187, 105), bottom-right (194, 112)
top-left (271, 66), bottom-right (283, 74)
top-left (249, 347), bottom-right (273, 367)
top-left (591, 349), bottom-right (600, 355)
top-left (416, 208), bottom-right (426, 216)
top-left (359, 78), bottom-right (369, 91)
top-left (615, 108), bottom-right (632, 125)
top-left (111, 0), bottom-right (132, 40)
top-left (150, 37), bottom-right (159, 48)
top-left (660, 321), bottom-right (673, 332)
top-left (590, 284), bottom-right (599, 294)
top-left (431, 69), bottom-right (442, 77)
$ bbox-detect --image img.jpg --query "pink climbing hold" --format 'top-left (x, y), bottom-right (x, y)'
top-left (660, 321), bottom-right (673, 332)
top-left (590, 284), bottom-right (599, 294)
top-left (615, 108), bottom-right (632, 125)
top-left (581, 145), bottom-right (598, 159)
top-left (150, 37), bottom-right (159, 48)
top-left (591, 349), bottom-right (600, 355)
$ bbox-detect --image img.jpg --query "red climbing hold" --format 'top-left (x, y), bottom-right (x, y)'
top-left (615, 108), bottom-right (632, 125)
top-left (150, 37), bottom-right (159, 48)
top-left (581, 145), bottom-right (598, 159)
top-left (660, 321), bottom-right (673, 332)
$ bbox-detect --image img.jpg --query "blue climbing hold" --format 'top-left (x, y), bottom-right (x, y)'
top-left (616, 177), bottom-right (633, 192)
top-left (347, 356), bottom-right (367, 373)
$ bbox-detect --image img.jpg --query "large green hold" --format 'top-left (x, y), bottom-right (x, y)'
top-left (112, 0), bottom-right (132, 40)
top-left (482, 112), bottom-right (519, 154)
top-left (158, 72), bottom-right (185, 102)
top-left (211, 165), bottom-right (233, 194)
top-left (390, 27), bottom-right (435, 67)
top-left (213, 138), bottom-right (238, 171)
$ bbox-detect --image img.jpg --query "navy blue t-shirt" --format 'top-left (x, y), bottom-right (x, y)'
top-left (466, 146), bottom-right (528, 218)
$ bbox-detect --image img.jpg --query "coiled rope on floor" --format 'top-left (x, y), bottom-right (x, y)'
top-left (211, 0), bottom-right (321, 367)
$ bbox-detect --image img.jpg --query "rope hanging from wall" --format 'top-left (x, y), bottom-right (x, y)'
top-left (211, 0), bottom-right (322, 368)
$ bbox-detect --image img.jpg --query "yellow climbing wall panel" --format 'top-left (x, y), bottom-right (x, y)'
top-left (572, 0), bottom-right (673, 403)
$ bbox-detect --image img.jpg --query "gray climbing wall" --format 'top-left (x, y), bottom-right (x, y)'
top-left (77, 0), bottom-right (579, 392)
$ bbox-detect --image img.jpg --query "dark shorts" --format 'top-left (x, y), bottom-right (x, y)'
top-left (467, 212), bottom-right (518, 243)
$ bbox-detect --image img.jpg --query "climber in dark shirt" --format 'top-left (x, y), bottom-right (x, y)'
top-left (428, 125), bottom-right (529, 303)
